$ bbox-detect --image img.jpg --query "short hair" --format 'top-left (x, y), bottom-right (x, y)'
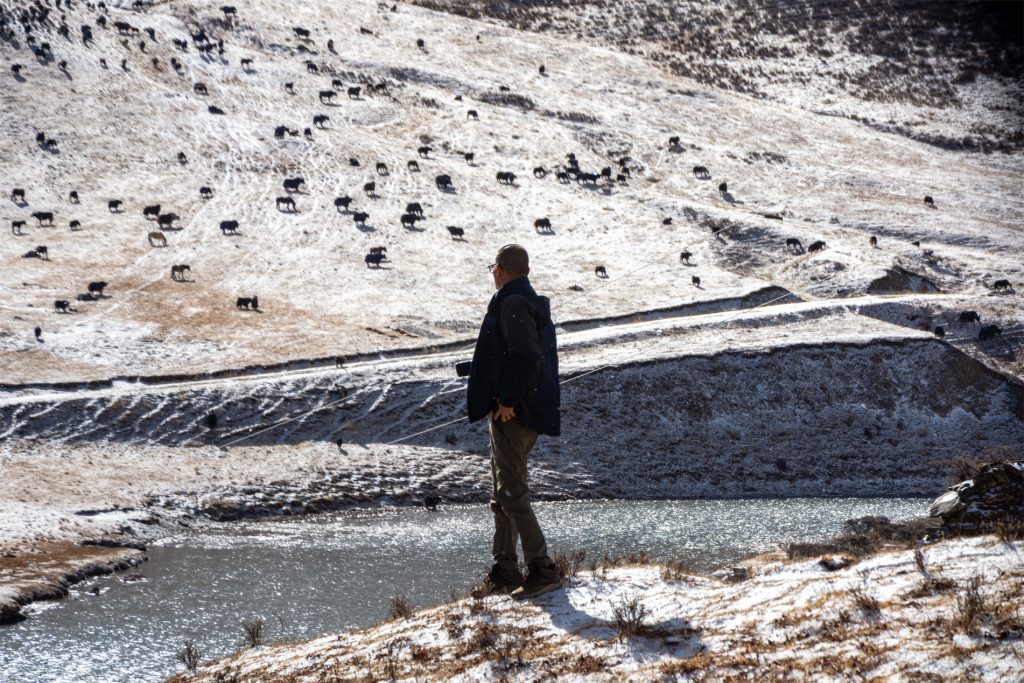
top-left (495, 243), bottom-right (529, 277)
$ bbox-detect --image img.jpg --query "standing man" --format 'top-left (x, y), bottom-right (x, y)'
top-left (467, 244), bottom-right (562, 600)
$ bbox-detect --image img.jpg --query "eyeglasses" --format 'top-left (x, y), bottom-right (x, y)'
top-left (487, 263), bottom-right (500, 273)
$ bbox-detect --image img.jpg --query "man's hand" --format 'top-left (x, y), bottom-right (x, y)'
top-left (493, 404), bottom-right (515, 422)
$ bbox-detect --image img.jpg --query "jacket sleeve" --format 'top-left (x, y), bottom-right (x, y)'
top-left (498, 295), bottom-right (541, 407)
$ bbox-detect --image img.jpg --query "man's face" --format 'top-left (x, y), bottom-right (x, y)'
top-left (490, 262), bottom-right (503, 290)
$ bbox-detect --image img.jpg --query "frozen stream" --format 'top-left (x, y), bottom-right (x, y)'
top-left (0, 497), bottom-right (929, 682)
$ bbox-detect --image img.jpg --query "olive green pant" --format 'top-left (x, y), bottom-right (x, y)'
top-left (489, 413), bottom-right (549, 568)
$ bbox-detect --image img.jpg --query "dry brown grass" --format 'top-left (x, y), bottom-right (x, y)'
top-left (388, 595), bottom-right (413, 621)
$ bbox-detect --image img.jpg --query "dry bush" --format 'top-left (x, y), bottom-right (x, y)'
top-left (995, 516), bottom-right (1024, 543)
top-left (388, 595), bottom-right (413, 621)
top-left (552, 548), bottom-right (587, 578)
top-left (565, 654), bottom-right (606, 674)
top-left (176, 639), bottom-right (202, 673)
top-left (611, 594), bottom-right (649, 640)
top-left (241, 618), bottom-right (265, 648)
top-left (953, 576), bottom-right (985, 632)
top-left (659, 549), bottom-right (690, 582)
top-left (849, 583), bottom-right (881, 615)
top-left (905, 577), bottom-right (957, 599)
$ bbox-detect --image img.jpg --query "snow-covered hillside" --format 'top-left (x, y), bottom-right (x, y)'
top-left (1, 0), bottom-right (1021, 384)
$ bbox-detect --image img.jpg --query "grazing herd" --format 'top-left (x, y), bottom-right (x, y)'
top-left (4, 2), bottom-right (1016, 356)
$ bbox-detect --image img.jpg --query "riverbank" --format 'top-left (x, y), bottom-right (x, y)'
top-left (164, 533), bottom-right (1023, 682)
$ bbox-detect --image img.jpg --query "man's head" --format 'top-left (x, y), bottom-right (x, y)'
top-left (489, 243), bottom-right (529, 289)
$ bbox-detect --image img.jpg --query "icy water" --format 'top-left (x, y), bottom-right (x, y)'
top-left (1, 497), bottom-right (929, 683)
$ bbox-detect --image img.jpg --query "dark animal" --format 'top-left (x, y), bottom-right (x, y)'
top-left (193, 82), bottom-right (208, 95)
top-left (328, 39), bottom-right (336, 54)
top-left (534, 217), bottom-right (551, 233)
top-left (539, 65), bottom-right (546, 76)
top-left (276, 196), bottom-right (296, 211)
top-left (406, 202), bottom-right (424, 217)
top-left (576, 172), bottom-right (599, 185)
top-left (992, 279), bottom-right (1011, 291)
top-left (304, 128), bottom-right (313, 140)
top-left (376, 162), bottom-right (388, 176)
top-left (69, 190), bottom-right (79, 203)
top-left (347, 86), bottom-right (360, 98)
top-left (424, 495), bottom-right (441, 511)
top-left (313, 114), bottom-right (329, 128)
top-left (496, 171), bottom-right (516, 184)
top-left (464, 152), bottom-right (474, 164)
top-left (12, 64), bottom-right (23, 76)
top-left (363, 181), bottom-right (376, 195)
top-left (177, 151), bottom-right (188, 165)
top-left (306, 62), bottom-right (318, 74)
top-left (933, 326), bottom-right (945, 338)
top-left (11, 188), bottom-right (25, 203)
top-left (241, 58), bottom-right (253, 71)
top-left (417, 146), bottom-right (432, 158)
top-left (807, 240), bottom-right (827, 253)
top-left (359, 27), bottom-right (374, 36)
top-left (718, 182), bottom-right (727, 194)
top-left (400, 213), bottom-right (419, 228)
top-left (616, 174), bottom-right (627, 183)
top-left (692, 275), bottom-right (701, 287)
top-left (87, 281), bottom-right (108, 296)
top-left (978, 324), bottom-right (1002, 342)
top-left (285, 82), bottom-right (295, 94)
top-left (924, 195), bottom-right (935, 207)
top-left (352, 211), bottom-right (369, 226)
top-left (319, 89), bottom-right (335, 104)
top-left (274, 125), bottom-right (287, 139)
top-left (334, 196), bottom-right (352, 210)
top-left (467, 110), bottom-right (478, 120)
top-left (601, 167), bottom-right (612, 179)
top-left (911, 240), bottom-right (921, 247)
top-left (208, 106), bottom-right (225, 115)
top-left (32, 212), bottom-right (54, 225)
top-left (294, 27), bottom-right (310, 39)
top-left (435, 174), bottom-right (452, 191)
top-left (147, 231), bottom-right (166, 246)
top-left (692, 165), bottom-right (710, 179)
top-left (283, 177), bottom-right (305, 193)
top-left (407, 160), bottom-right (420, 172)
top-left (169, 264), bottom-right (191, 282)
top-left (595, 266), bottom-right (608, 278)
top-left (54, 300), bottom-right (71, 313)
top-left (69, 220), bottom-right (81, 231)
top-left (446, 225), bottom-right (464, 239)
top-left (680, 251), bottom-right (692, 264)
top-left (36, 132), bottom-right (46, 145)
top-left (219, 220), bottom-right (239, 235)
top-left (200, 186), bottom-right (214, 199)
top-left (331, 78), bottom-right (344, 89)
top-left (34, 326), bottom-right (42, 341)
top-left (45, 139), bottom-right (58, 151)
top-left (349, 158), bottom-right (360, 166)
top-left (959, 311), bottom-right (981, 324)
top-left (236, 295), bottom-right (259, 310)
top-left (416, 38), bottom-right (425, 49)
top-left (533, 166), bottom-right (547, 178)
top-left (173, 38), bottom-right (187, 51)
top-left (369, 247), bottom-right (387, 257)
top-left (11, 220), bottom-right (25, 235)
top-left (157, 213), bottom-right (179, 228)
top-left (669, 135), bottom-right (681, 148)
top-left (869, 235), bottom-right (878, 247)
top-left (785, 237), bottom-right (802, 252)
top-left (556, 171), bottom-right (569, 183)
top-left (221, 5), bottom-right (236, 18)
top-left (365, 253), bottom-right (385, 267)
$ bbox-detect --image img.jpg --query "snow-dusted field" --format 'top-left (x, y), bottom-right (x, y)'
top-left (1, 0), bottom-right (1021, 384)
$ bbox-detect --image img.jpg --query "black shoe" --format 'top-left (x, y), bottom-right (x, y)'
top-left (482, 563), bottom-right (524, 594)
top-left (510, 561), bottom-right (563, 600)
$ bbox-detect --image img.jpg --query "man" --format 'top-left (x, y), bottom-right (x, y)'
top-left (467, 244), bottom-right (562, 600)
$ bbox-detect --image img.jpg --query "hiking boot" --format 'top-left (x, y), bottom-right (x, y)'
top-left (510, 560), bottom-right (563, 601)
top-left (482, 562), bottom-right (524, 594)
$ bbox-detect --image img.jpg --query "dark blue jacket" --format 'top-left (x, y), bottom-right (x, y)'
top-left (467, 277), bottom-right (560, 436)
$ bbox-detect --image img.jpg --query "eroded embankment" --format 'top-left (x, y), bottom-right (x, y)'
top-left (2, 338), bottom-right (1021, 497)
